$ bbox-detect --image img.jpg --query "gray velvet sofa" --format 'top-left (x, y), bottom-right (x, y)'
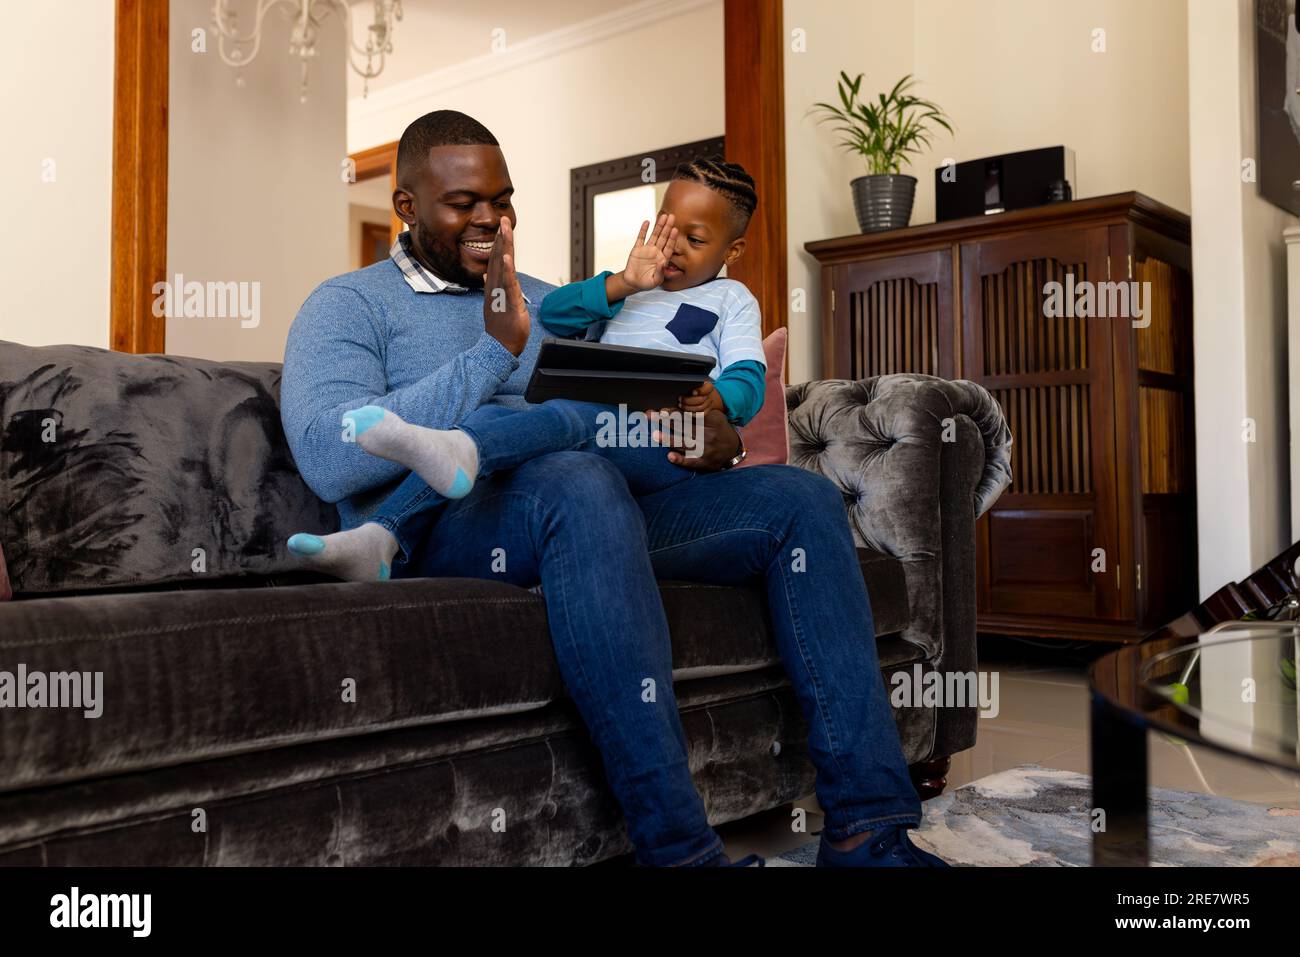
top-left (0, 340), bottom-right (1011, 866)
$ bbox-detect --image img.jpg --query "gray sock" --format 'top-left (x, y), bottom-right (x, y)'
top-left (286, 523), bottom-right (399, 582)
top-left (342, 405), bottom-right (480, 499)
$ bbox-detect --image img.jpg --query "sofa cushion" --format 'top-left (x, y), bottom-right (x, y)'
top-left (0, 550), bottom-right (911, 793)
top-left (0, 671), bottom-right (814, 864)
top-left (0, 659), bottom-right (942, 864)
top-left (0, 340), bottom-right (338, 598)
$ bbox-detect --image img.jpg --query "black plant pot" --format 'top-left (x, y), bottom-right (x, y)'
top-left (850, 173), bottom-right (916, 233)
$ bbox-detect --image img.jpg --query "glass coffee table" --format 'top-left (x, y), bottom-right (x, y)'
top-left (1089, 620), bottom-right (1300, 865)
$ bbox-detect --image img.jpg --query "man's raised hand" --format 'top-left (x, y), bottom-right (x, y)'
top-left (483, 217), bottom-right (530, 357)
top-left (621, 213), bottom-right (678, 292)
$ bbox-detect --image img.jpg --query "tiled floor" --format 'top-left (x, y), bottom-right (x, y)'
top-left (717, 636), bottom-right (1300, 862)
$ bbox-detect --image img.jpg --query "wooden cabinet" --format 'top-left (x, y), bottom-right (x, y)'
top-left (807, 192), bottom-right (1195, 643)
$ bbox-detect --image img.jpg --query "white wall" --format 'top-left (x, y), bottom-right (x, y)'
top-left (909, 0), bottom-right (1191, 224)
top-left (783, 0), bottom-right (1192, 383)
top-left (0, 2), bottom-right (115, 349)
top-left (783, 0), bottom-right (915, 383)
top-left (346, 0), bottom-right (724, 289)
top-left (167, 0), bottom-right (349, 362)
top-left (1189, 0), bottom-right (1296, 597)
top-left (346, 0), bottom-right (633, 99)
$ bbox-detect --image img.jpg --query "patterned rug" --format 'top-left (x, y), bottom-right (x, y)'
top-left (771, 765), bottom-right (1300, 866)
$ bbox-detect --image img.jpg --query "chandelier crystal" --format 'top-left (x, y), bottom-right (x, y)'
top-left (211, 0), bottom-right (403, 102)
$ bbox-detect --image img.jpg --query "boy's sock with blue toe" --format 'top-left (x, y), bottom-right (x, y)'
top-left (286, 522), bottom-right (399, 582)
top-left (344, 406), bottom-right (480, 500)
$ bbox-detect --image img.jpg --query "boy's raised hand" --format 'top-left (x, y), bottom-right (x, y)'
top-left (621, 213), bottom-right (678, 292)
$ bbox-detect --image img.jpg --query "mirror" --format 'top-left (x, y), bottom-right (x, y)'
top-left (592, 183), bottom-right (669, 275)
top-left (570, 136), bottom-right (725, 282)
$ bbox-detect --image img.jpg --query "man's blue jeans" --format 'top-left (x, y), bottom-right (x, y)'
top-left (394, 451), bottom-right (922, 866)
top-left (366, 400), bottom-right (694, 562)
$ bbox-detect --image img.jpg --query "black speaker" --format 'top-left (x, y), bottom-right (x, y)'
top-left (934, 146), bottom-right (1076, 221)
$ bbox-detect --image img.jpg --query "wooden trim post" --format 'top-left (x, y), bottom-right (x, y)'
top-left (723, 0), bottom-right (787, 337)
top-left (110, 0), bottom-right (169, 354)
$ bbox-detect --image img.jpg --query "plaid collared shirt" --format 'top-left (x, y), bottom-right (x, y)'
top-left (388, 231), bottom-right (530, 303)
top-left (389, 231), bottom-right (467, 294)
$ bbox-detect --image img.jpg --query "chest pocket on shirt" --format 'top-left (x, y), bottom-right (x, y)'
top-left (665, 303), bottom-right (720, 345)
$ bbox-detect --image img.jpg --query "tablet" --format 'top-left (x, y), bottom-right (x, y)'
top-left (524, 339), bottom-right (714, 410)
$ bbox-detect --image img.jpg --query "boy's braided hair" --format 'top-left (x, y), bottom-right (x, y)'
top-left (671, 157), bottom-right (758, 237)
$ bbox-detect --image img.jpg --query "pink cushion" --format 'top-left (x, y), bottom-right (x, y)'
top-left (737, 327), bottom-right (789, 467)
top-left (0, 541), bottom-right (10, 601)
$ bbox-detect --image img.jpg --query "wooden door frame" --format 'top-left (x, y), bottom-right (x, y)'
top-left (111, 1), bottom-right (788, 352)
top-left (360, 220), bottom-right (393, 268)
top-left (348, 142), bottom-right (402, 244)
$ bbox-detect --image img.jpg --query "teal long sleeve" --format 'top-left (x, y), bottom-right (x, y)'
top-left (713, 360), bottom-right (767, 426)
top-left (540, 271), bottom-right (623, 335)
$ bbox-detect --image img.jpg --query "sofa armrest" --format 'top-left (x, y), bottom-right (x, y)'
top-left (785, 374), bottom-right (1011, 763)
top-left (785, 374), bottom-right (1011, 560)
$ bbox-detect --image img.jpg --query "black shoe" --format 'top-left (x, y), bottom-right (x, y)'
top-left (816, 826), bottom-right (950, 867)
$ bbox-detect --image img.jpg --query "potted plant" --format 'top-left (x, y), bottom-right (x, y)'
top-left (811, 72), bottom-right (953, 233)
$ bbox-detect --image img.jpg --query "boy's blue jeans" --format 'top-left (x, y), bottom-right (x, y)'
top-left (377, 436), bottom-right (922, 866)
top-left (366, 399), bottom-right (695, 562)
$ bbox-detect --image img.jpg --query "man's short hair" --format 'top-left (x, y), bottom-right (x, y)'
top-left (396, 110), bottom-right (499, 188)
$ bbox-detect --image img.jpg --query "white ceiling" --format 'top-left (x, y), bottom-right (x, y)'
top-left (346, 0), bottom-right (649, 100)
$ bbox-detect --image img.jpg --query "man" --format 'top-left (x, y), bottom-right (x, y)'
top-left (281, 110), bottom-right (945, 867)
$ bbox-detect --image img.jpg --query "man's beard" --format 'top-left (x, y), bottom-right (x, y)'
top-left (414, 221), bottom-right (485, 289)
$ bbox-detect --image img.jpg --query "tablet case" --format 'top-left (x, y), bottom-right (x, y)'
top-left (524, 339), bottom-right (714, 409)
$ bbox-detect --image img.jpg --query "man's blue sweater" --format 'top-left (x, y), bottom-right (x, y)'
top-left (280, 257), bottom-right (555, 528)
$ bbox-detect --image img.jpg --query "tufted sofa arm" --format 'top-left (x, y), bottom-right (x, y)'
top-left (784, 373), bottom-right (1012, 763)
top-left (785, 374), bottom-right (1011, 559)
